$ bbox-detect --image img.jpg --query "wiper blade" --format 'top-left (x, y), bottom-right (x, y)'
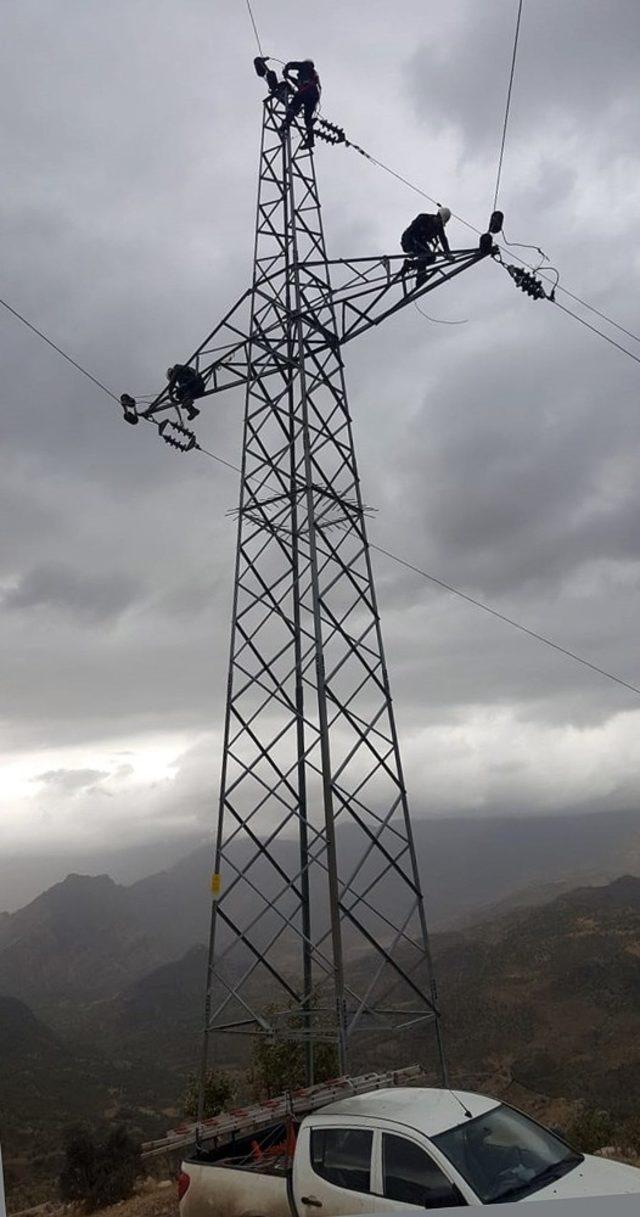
top-left (535, 1154), bottom-right (584, 1183)
top-left (488, 1156), bottom-right (583, 1203)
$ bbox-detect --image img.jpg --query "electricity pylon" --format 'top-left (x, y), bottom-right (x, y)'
top-left (127, 75), bottom-right (494, 1100)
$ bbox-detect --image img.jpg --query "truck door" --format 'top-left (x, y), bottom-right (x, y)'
top-left (374, 1132), bottom-right (470, 1209)
top-left (293, 1125), bottom-right (376, 1217)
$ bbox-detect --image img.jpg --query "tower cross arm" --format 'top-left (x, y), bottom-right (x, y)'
top-left (127, 242), bottom-right (493, 434)
top-left (304, 242), bottom-right (495, 349)
top-left (137, 283), bottom-right (289, 423)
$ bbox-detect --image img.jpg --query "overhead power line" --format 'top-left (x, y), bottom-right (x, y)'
top-left (0, 296), bottom-right (120, 403)
top-left (493, 0), bottom-right (525, 212)
top-left (552, 298), bottom-right (640, 367)
top-left (185, 445), bottom-right (640, 704)
top-left (555, 285), bottom-right (640, 348)
top-left (195, 442), bottom-right (245, 473)
top-left (370, 544), bottom-right (640, 701)
top-left (244, 0), bottom-right (264, 57)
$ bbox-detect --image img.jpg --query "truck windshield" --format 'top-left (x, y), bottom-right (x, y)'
top-left (432, 1104), bottom-right (583, 1203)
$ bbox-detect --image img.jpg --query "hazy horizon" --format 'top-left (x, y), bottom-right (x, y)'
top-left (2, 801), bottom-right (639, 914)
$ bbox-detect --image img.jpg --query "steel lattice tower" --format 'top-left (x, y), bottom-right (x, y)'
top-left (130, 74), bottom-right (494, 1102)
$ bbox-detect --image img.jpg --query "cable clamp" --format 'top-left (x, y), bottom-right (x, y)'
top-left (120, 393), bottom-right (139, 425)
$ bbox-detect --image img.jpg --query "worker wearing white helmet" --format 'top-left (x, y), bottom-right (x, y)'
top-left (401, 205), bottom-right (454, 288)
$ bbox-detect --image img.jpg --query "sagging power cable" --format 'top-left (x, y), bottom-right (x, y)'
top-left (0, 296), bottom-right (120, 403)
top-left (243, 0), bottom-right (264, 58)
top-left (190, 444), bottom-right (640, 705)
top-left (493, 0), bottom-right (525, 213)
top-left (371, 544), bottom-right (640, 701)
top-left (553, 298), bottom-right (640, 368)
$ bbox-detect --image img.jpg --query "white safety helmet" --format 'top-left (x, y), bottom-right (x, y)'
top-left (438, 206), bottom-right (451, 225)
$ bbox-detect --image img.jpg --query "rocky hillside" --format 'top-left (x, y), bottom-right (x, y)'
top-left (434, 875), bottom-right (640, 1112)
top-left (0, 874), bottom-right (169, 1013)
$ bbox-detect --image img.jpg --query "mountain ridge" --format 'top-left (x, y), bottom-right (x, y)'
top-left (2, 806), bottom-right (640, 1019)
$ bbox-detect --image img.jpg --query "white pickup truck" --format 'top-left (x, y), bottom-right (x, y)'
top-left (177, 1086), bottom-right (640, 1213)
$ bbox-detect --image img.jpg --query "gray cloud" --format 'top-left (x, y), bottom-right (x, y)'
top-left (2, 562), bottom-right (141, 623)
top-left (406, 0), bottom-right (640, 162)
top-left (35, 768), bottom-right (109, 792)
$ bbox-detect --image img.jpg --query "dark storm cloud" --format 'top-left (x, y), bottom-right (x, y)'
top-left (406, 0), bottom-right (640, 160)
top-left (2, 562), bottom-right (141, 623)
top-left (397, 314), bottom-right (640, 596)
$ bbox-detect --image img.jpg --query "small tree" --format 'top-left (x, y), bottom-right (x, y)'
top-left (248, 1006), bottom-right (339, 1100)
top-left (59, 1124), bottom-right (142, 1212)
top-left (567, 1107), bottom-right (616, 1154)
top-left (59, 1126), bottom-right (97, 1205)
top-left (183, 1068), bottom-right (234, 1120)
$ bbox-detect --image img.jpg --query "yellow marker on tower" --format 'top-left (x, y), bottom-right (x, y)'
top-left (211, 872), bottom-right (222, 901)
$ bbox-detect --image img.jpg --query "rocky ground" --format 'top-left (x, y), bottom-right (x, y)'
top-left (8, 1179), bottom-right (178, 1217)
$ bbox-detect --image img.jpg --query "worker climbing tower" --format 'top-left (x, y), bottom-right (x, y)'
top-left (129, 64), bottom-right (495, 1106)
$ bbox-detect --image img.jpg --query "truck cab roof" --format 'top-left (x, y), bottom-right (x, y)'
top-left (308, 1086), bottom-right (499, 1138)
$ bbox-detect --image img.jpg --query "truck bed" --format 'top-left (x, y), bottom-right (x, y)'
top-left (181, 1160), bottom-right (290, 1217)
top-left (181, 1121), bottom-right (295, 1217)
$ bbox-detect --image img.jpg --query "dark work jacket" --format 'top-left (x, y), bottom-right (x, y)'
top-left (404, 212), bottom-right (451, 256)
top-left (283, 61), bottom-right (321, 95)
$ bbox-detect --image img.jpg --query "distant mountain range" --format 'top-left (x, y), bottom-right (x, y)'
top-left (3, 806), bottom-right (640, 1015)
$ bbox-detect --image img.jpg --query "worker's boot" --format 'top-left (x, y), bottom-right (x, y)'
top-left (184, 401), bottom-right (201, 421)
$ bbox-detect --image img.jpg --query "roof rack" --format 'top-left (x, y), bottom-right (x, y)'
top-left (141, 1063), bottom-right (423, 1159)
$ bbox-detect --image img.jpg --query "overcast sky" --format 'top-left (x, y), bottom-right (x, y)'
top-left (2, 0), bottom-right (640, 894)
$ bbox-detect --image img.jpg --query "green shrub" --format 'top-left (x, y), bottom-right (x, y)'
top-left (567, 1108), bottom-right (616, 1153)
top-left (248, 1006), bottom-right (339, 1099)
top-left (59, 1124), bottom-right (142, 1211)
top-left (183, 1069), bottom-right (234, 1120)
